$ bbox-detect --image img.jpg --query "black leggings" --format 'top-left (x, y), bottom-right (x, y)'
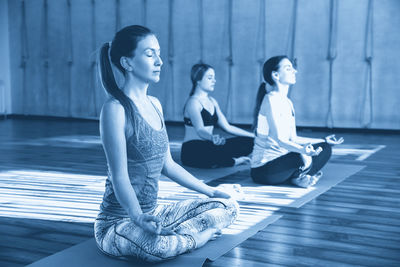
top-left (250, 142), bottom-right (332, 185)
top-left (181, 137), bottom-right (254, 168)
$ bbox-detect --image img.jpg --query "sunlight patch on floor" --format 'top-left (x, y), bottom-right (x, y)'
top-left (0, 168), bottom-right (282, 232)
top-left (0, 169), bottom-right (105, 223)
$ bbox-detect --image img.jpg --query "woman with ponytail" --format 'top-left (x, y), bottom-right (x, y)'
top-left (95, 25), bottom-right (238, 262)
top-left (181, 63), bottom-right (254, 168)
top-left (250, 56), bottom-right (343, 187)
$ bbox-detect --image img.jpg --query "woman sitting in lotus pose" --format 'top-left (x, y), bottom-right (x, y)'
top-left (181, 63), bottom-right (254, 168)
top-left (94, 25), bottom-right (239, 263)
top-left (251, 56), bottom-right (343, 188)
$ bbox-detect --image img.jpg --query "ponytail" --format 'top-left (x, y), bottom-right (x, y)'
top-left (252, 82), bottom-right (267, 131)
top-left (189, 84), bottom-right (196, 96)
top-left (99, 43), bottom-right (135, 125)
top-left (252, 55), bottom-right (289, 131)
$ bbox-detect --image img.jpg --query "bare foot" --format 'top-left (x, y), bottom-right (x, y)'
top-left (291, 172), bottom-right (322, 188)
top-left (210, 229), bottom-right (222, 241)
top-left (233, 156), bottom-right (251, 166)
top-left (192, 228), bottom-right (219, 248)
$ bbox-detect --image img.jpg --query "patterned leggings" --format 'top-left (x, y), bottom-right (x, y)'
top-left (94, 198), bottom-right (239, 262)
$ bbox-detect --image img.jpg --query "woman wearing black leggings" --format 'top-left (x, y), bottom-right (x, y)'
top-left (181, 63), bottom-right (254, 168)
top-left (251, 56), bottom-right (343, 187)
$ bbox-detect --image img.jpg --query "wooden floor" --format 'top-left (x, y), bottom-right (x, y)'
top-left (0, 118), bottom-right (399, 267)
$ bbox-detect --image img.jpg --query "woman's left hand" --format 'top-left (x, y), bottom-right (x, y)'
top-left (325, 134), bottom-right (344, 145)
top-left (211, 188), bottom-right (232, 199)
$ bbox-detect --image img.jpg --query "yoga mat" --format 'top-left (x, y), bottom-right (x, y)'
top-left (158, 163), bottom-right (364, 209)
top-left (27, 208), bottom-right (281, 267)
top-left (26, 238), bottom-right (206, 267)
top-left (27, 163), bottom-right (363, 267)
top-left (237, 163), bottom-right (365, 208)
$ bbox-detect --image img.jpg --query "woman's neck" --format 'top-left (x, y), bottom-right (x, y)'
top-left (274, 83), bottom-right (289, 97)
top-left (193, 88), bottom-right (209, 99)
top-left (122, 73), bottom-right (149, 101)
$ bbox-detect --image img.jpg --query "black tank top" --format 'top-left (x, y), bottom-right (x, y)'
top-left (184, 108), bottom-right (218, 127)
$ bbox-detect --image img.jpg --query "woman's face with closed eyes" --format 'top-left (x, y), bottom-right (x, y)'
top-left (198, 68), bottom-right (216, 92)
top-left (124, 34), bottom-right (163, 83)
top-left (274, 58), bottom-right (297, 85)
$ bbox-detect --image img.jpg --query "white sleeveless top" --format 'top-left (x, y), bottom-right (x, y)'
top-left (251, 91), bottom-right (296, 168)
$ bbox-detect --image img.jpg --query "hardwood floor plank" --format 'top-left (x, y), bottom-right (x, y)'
top-left (241, 236), bottom-right (400, 266)
top-left (253, 229), bottom-right (400, 260)
top-left (262, 224), bottom-right (400, 250)
top-left (0, 246), bottom-right (47, 266)
top-left (274, 218), bottom-right (400, 241)
top-left (1, 119), bottom-right (400, 266)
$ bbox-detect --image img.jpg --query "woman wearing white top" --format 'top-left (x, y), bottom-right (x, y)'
top-left (250, 56), bottom-right (343, 187)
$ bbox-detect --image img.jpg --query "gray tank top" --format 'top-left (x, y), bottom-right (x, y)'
top-left (100, 99), bottom-right (169, 216)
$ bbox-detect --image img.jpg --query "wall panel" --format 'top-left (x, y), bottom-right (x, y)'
top-left (7, 0), bottom-right (400, 129)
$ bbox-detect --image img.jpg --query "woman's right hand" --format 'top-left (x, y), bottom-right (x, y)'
top-left (301, 143), bottom-right (322, 156)
top-left (132, 214), bottom-right (175, 235)
top-left (212, 134), bottom-right (226, 145)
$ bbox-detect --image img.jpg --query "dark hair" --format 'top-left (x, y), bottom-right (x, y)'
top-left (252, 55), bottom-right (289, 131)
top-left (99, 25), bottom-right (153, 125)
top-left (189, 63), bottom-right (213, 96)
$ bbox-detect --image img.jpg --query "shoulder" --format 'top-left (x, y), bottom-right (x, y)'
top-left (266, 91), bottom-right (279, 99)
top-left (101, 98), bottom-right (126, 126)
top-left (260, 93), bottom-right (278, 115)
top-left (261, 93), bottom-right (273, 106)
top-left (264, 92), bottom-right (281, 105)
top-left (148, 95), bottom-right (163, 114)
top-left (100, 99), bottom-right (127, 145)
top-left (102, 98), bottom-right (124, 115)
top-left (186, 96), bottom-right (203, 112)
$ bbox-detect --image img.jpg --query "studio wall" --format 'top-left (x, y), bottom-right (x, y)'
top-left (7, 0), bottom-right (400, 129)
top-left (0, 0), bottom-right (11, 115)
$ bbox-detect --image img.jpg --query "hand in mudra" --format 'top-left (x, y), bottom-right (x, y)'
top-left (212, 134), bottom-right (226, 145)
top-left (325, 134), bottom-right (344, 145)
top-left (133, 213), bottom-right (175, 235)
top-left (302, 143), bottom-right (322, 156)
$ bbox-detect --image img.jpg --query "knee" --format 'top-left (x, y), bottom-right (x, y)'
top-left (320, 142), bottom-right (332, 158)
top-left (214, 197), bottom-right (240, 222)
top-left (251, 168), bottom-right (273, 185)
top-left (250, 168), bottom-right (265, 184)
top-left (226, 197), bottom-right (240, 218)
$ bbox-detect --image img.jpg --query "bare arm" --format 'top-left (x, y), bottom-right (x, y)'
top-left (262, 95), bottom-right (316, 155)
top-left (100, 100), bottom-right (143, 219)
top-left (154, 98), bottom-right (228, 198)
top-left (162, 146), bottom-right (216, 196)
top-left (185, 98), bottom-right (216, 141)
top-left (211, 97), bottom-right (254, 138)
